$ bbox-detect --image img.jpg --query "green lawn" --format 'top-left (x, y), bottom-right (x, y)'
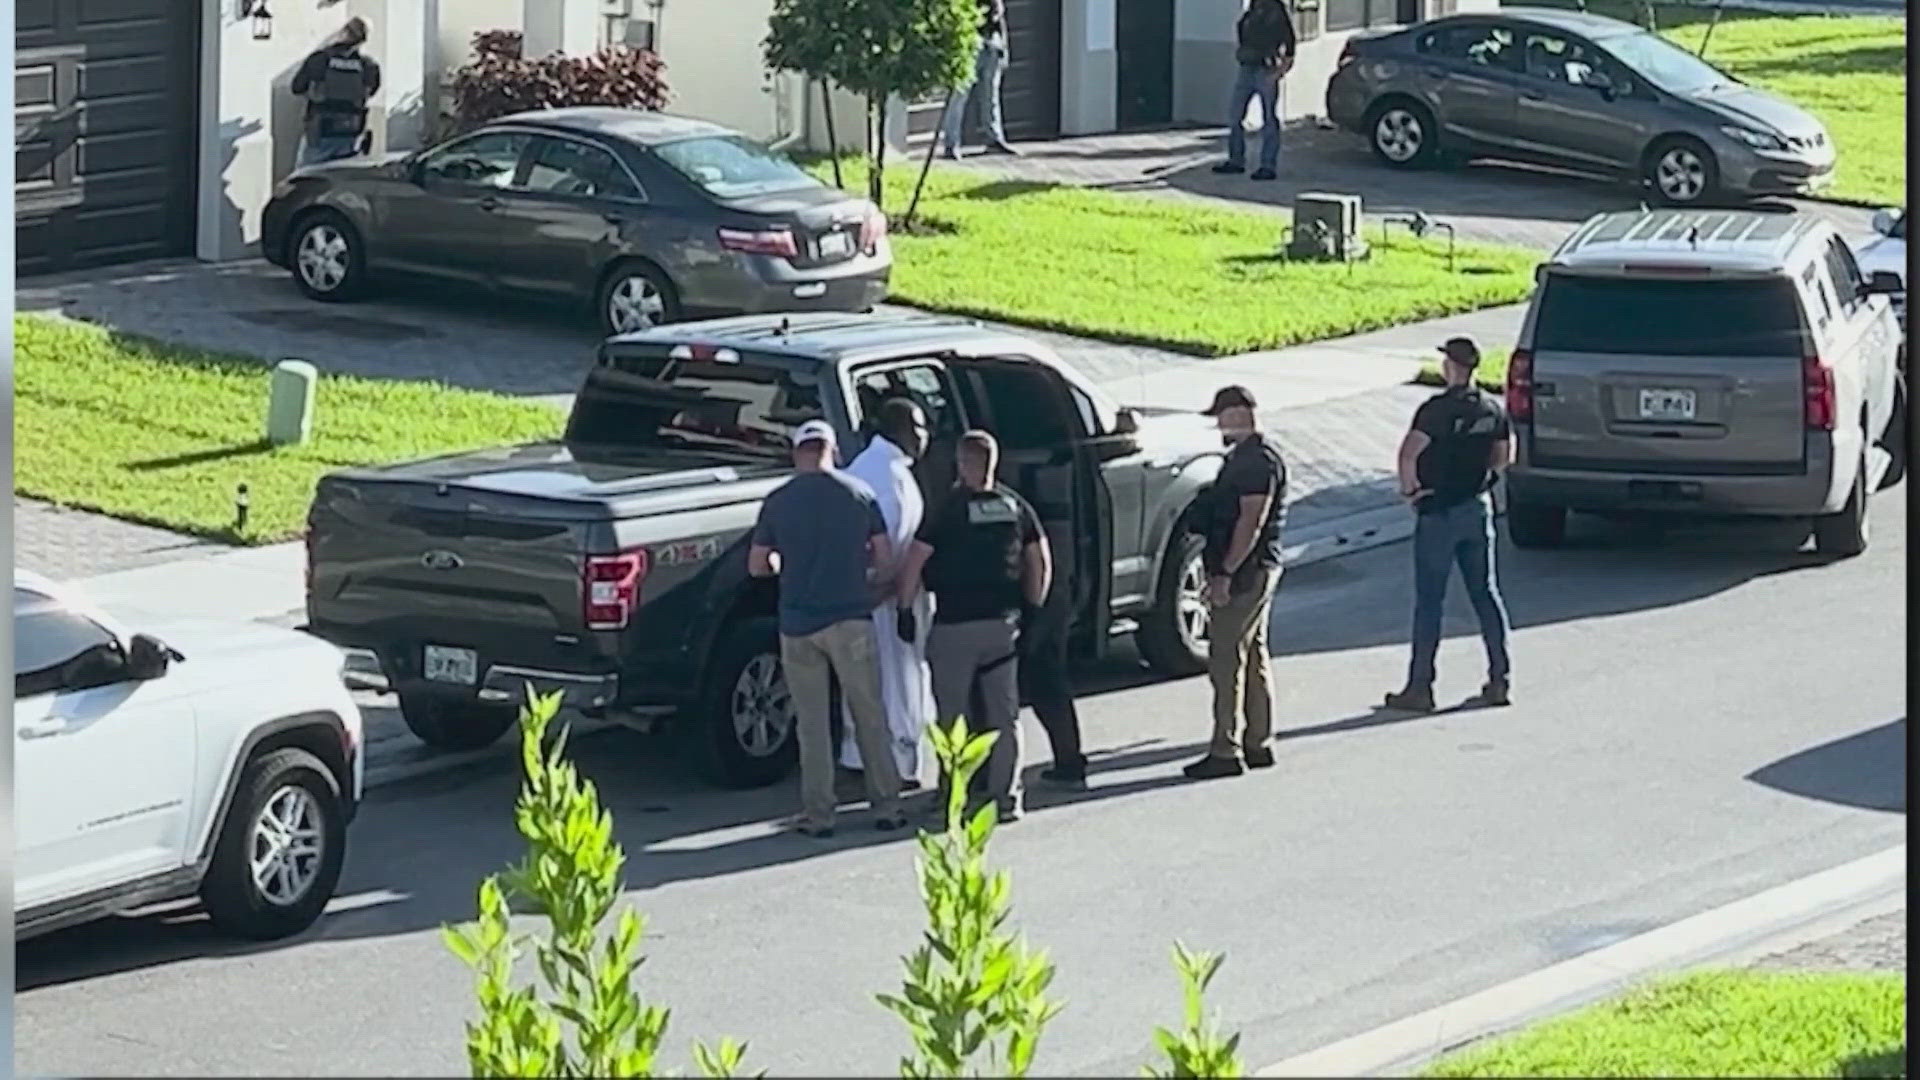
top-left (1522, 1), bottom-right (1904, 206)
top-left (15, 315), bottom-right (563, 544)
top-left (1423, 970), bottom-right (1906, 1078)
top-left (830, 162), bottom-right (1537, 356)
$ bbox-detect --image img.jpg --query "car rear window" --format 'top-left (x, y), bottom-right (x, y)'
top-left (565, 353), bottom-right (826, 462)
top-left (1533, 275), bottom-right (1805, 356)
top-left (652, 135), bottom-right (819, 199)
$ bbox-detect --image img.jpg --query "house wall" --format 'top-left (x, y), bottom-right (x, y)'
top-left (657, 0), bottom-right (787, 139)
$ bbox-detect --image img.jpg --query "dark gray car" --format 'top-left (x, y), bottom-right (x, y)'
top-left (261, 108), bottom-right (891, 335)
top-left (1325, 7), bottom-right (1836, 205)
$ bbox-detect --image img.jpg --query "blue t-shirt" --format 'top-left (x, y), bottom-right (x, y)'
top-left (751, 470), bottom-right (887, 637)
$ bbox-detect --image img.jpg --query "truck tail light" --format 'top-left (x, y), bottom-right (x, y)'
top-left (718, 227), bottom-right (798, 259)
top-left (1803, 353), bottom-right (1836, 430)
top-left (584, 549), bottom-right (649, 631)
top-left (858, 207), bottom-right (887, 255)
top-left (1506, 349), bottom-right (1535, 421)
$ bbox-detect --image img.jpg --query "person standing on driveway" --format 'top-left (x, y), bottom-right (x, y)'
top-left (1023, 571), bottom-right (1087, 790)
top-left (749, 419), bottom-right (908, 838)
top-left (1385, 338), bottom-right (1515, 713)
top-left (897, 430), bottom-right (1051, 823)
top-left (1185, 386), bottom-right (1288, 781)
top-left (941, 0), bottom-right (1019, 159)
top-left (291, 17), bottom-right (382, 168)
top-left (1211, 0), bottom-right (1296, 181)
top-left (837, 399), bottom-right (936, 789)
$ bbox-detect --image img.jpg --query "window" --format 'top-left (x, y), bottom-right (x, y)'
top-left (1802, 262), bottom-right (1834, 327)
top-left (1599, 30), bottom-right (1734, 95)
top-left (1533, 275), bottom-right (1806, 356)
top-left (523, 137), bottom-right (642, 201)
top-left (420, 130), bottom-right (531, 188)
top-left (15, 589), bottom-right (123, 699)
top-left (1823, 237), bottom-right (1866, 311)
top-left (971, 365), bottom-right (1076, 452)
top-left (565, 354), bottom-right (826, 462)
top-left (1420, 25), bottom-right (1520, 71)
top-left (854, 364), bottom-right (965, 443)
top-left (652, 135), bottom-right (819, 199)
top-left (1325, 0), bottom-right (1397, 32)
top-left (1521, 31), bottom-right (1603, 86)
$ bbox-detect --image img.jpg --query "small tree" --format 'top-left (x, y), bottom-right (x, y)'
top-left (1143, 944), bottom-right (1246, 1079)
top-left (765, 0), bottom-right (978, 213)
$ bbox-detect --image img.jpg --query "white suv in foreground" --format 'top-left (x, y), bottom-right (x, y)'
top-left (14, 570), bottom-right (364, 941)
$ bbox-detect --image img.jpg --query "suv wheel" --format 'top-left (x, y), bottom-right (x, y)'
top-left (397, 693), bottom-right (517, 751)
top-left (1368, 100), bottom-right (1439, 169)
top-left (201, 747), bottom-right (347, 940)
top-left (1137, 532), bottom-right (1209, 678)
top-left (1812, 452), bottom-right (1870, 557)
top-left (1644, 137), bottom-right (1719, 206)
top-left (689, 617), bottom-right (798, 788)
top-left (598, 261), bottom-right (682, 337)
top-left (1507, 498), bottom-right (1567, 549)
top-left (290, 212), bottom-right (367, 301)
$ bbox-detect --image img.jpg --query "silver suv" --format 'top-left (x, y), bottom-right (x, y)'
top-left (1506, 208), bottom-right (1906, 557)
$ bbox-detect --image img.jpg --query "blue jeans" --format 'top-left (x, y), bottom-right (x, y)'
top-left (941, 38), bottom-right (1008, 149)
top-left (1407, 495), bottom-right (1511, 689)
top-left (1226, 64), bottom-right (1282, 171)
top-left (299, 132), bottom-right (360, 167)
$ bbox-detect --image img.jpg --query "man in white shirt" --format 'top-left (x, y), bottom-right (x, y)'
top-left (839, 399), bottom-right (936, 787)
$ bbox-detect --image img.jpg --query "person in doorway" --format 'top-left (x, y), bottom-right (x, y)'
top-left (749, 419), bottom-right (908, 838)
top-left (1386, 338), bottom-right (1514, 713)
top-left (837, 398), bottom-right (936, 790)
top-left (940, 0), bottom-right (1019, 159)
top-left (1211, 0), bottom-right (1296, 181)
top-left (897, 430), bottom-right (1051, 823)
top-left (291, 17), bottom-right (382, 168)
top-left (1184, 385), bottom-right (1288, 781)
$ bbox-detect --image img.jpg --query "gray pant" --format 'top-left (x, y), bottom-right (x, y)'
top-left (927, 615), bottom-right (1022, 812)
top-left (941, 37), bottom-right (1009, 150)
top-left (1209, 566), bottom-right (1278, 758)
top-left (1408, 495), bottom-right (1512, 689)
top-left (782, 617), bottom-right (901, 829)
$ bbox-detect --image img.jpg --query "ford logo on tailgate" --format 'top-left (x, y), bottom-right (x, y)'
top-left (421, 549), bottom-right (463, 571)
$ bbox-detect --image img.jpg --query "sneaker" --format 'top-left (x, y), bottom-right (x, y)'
top-left (988, 140), bottom-right (1021, 156)
top-left (1244, 745), bottom-right (1276, 769)
top-left (941, 146), bottom-right (961, 161)
top-left (790, 819), bottom-right (835, 839)
top-left (1465, 681), bottom-right (1511, 708)
top-left (1183, 755), bottom-right (1245, 781)
top-left (900, 778), bottom-right (923, 794)
top-left (1383, 687), bottom-right (1436, 713)
top-left (1041, 765), bottom-right (1089, 790)
top-left (874, 811), bottom-right (911, 833)
top-left (1251, 167), bottom-right (1277, 181)
top-left (1211, 162), bottom-right (1246, 175)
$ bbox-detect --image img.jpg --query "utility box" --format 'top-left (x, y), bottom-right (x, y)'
top-left (266, 360), bottom-right (317, 446)
top-left (1286, 192), bottom-right (1369, 262)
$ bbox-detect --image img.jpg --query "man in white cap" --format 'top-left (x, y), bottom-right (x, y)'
top-left (838, 399), bottom-right (936, 789)
top-left (749, 419), bottom-right (907, 837)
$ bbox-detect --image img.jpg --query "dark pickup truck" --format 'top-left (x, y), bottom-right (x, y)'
top-left (306, 312), bottom-right (1232, 787)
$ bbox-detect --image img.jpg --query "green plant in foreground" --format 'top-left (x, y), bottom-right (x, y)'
top-left (878, 718), bottom-right (1064, 1077)
top-left (1144, 943), bottom-right (1245, 1078)
top-left (443, 690), bottom-right (752, 1078)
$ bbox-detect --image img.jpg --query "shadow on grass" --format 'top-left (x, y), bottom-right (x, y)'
top-left (1841, 1044), bottom-right (1907, 1078)
top-left (1735, 42), bottom-right (1906, 81)
top-left (129, 440), bottom-right (276, 472)
top-left (947, 178), bottom-right (1061, 203)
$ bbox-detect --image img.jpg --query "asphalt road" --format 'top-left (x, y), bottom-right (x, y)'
top-left (16, 491), bottom-right (1908, 1076)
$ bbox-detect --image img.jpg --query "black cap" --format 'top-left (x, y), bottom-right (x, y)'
top-left (1202, 385), bottom-right (1258, 416)
top-left (1437, 337), bottom-right (1481, 367)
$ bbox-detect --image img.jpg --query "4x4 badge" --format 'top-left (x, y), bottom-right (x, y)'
top-left (421, 550), bottom-right (463, 570)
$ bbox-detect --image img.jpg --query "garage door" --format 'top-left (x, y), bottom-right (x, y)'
top-left (1000, 0), bottom-right (1061, 141)
top-left (15, 0), bottom-right (200, 277)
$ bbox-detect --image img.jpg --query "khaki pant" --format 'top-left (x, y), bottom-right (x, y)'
top-left (782, 618), bottom-right (901, 828)
top-left (1209, 567), bottom-right (1278, 759)
top-left (927, 615), bottom-right (1022, 813)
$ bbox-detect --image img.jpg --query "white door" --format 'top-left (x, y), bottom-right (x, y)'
top-left (14, 589), bottom-right (199, 911)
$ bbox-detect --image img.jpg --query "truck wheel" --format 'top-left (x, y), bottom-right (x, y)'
top-left (200, 747), bottom-right (347, 941)
top-left (1506, 497), bottom-right (1567, 549)
top-left (689, 617), bottom-right (798, 789)
top-left (1812, 452), bottom-right (1870, 558)
top-left (1137, 532), bottom-right (1209, 678)
top-left (397, 693), bottom-right (517, 752)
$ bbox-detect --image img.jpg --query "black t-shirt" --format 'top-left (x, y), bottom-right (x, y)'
top-left (1203, 433), bottom-right (1287, 586)
top-left (916, 484), bottom-right (1043, 624)
top-left (1412, 386), bottom-right (1512, 514)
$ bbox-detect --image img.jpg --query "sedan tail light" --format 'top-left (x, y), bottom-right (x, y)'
top-left (718, 227), bottom-right (798, 259)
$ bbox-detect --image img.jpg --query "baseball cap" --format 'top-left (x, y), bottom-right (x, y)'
top-left (1437, 337), bottom-right (1481, 367)
top-left (790, 419), bottom-right (837, 447)
top-left (1201, 385), bottom-right (1258, 416)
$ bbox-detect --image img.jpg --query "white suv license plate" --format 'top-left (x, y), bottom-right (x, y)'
top-left (1638, 388), bottom-right (1697, 422)
top-left (818, 230), bottom-right (853, 258)
top-left (424, 645), bottom-right (479, 685)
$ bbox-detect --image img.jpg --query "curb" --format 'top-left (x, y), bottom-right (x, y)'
top-left (1283, 502), bottom-right (1416, 570)
top-left (1255, 843), bottom-right (1908, 1078)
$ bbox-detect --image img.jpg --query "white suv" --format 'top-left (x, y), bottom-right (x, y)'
top-left (14, 569), bottom-right (365, 941)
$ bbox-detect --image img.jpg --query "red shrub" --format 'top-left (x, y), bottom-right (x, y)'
top-left (448, 30), bottom-right (670, 133)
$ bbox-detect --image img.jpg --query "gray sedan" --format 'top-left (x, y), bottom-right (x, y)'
top-left (1325, 7), bottom-right (1836, 205)
top-left (262, 108), bottom-right (891, 335)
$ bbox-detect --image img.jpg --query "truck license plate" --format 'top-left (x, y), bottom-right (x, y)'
top-left (424, 645), bottom-right (478, 685)
top-left (818, 230), bottom-right (853, 258)
top-left (1638, 388), bottom-right (1697, 422)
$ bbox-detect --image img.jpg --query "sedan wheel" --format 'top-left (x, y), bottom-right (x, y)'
top-left (293, 219), bottom-right (360, 299)
top-left (1648, 141), bottom-right (1717, 205)
top-left (601, 265), bottom-right (679, 337)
